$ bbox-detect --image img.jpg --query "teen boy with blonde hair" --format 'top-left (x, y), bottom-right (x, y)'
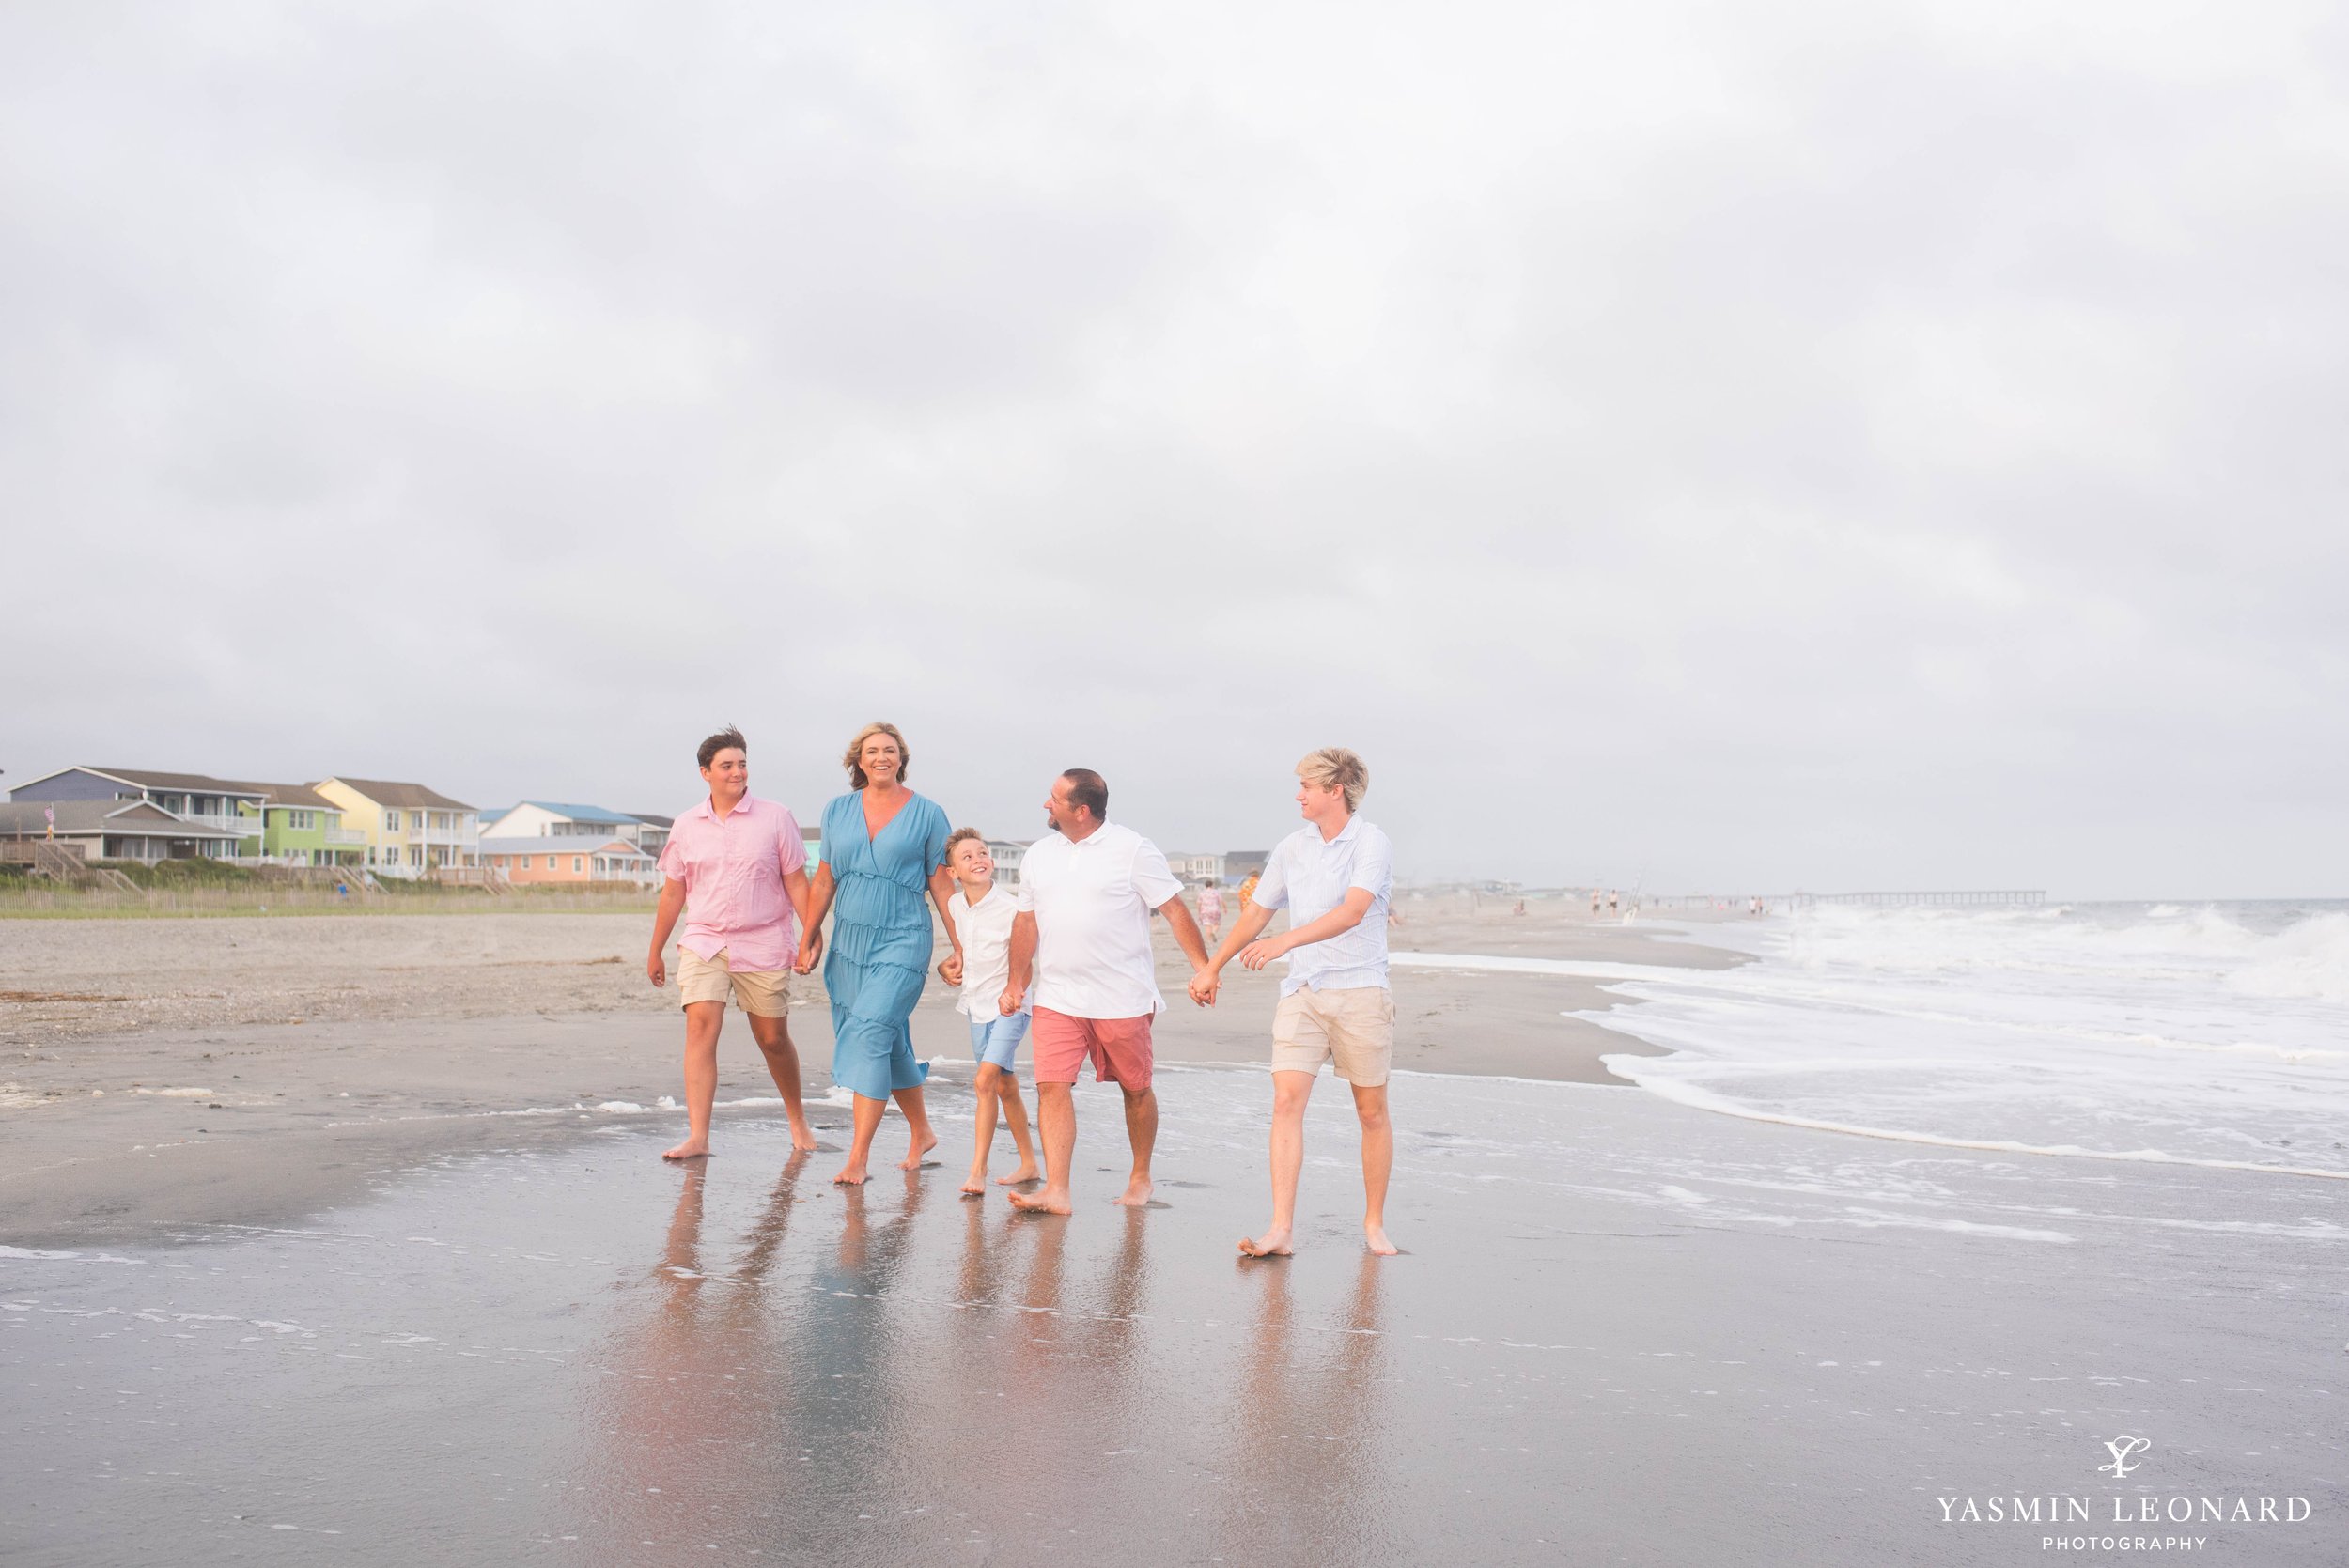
top-left (1190, 747), bottom-right (1399, 1256)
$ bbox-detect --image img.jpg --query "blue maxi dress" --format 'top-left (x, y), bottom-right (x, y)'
top-left (819, 790), bottom-right (951, 1104)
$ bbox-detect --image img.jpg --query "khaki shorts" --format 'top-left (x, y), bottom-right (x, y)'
top-left (677, 947), bottom-right (791, 1017)
top-left (1269, 986), bottom-right (1393, 1086)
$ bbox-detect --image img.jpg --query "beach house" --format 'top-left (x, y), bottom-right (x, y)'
top-left (1166, 851), bottom-right (1225, 884)
top-left (0, 799), bottom-right (244, 864)
top-left (480, 835), bottom-right (658, 886)
top-left (8, 767), bottom-right (267, 858)
top-left (313, 778), bottom-right (480, 877)
top-left (478, 802), bottom-right (675, 858)
top-left (233, 783), bottom-right (370, 867)
top-left (1223, 848), bottom-right (1271, 880)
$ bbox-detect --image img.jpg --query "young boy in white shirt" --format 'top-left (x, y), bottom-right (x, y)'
top-left (940, 829), bottom-right (1041, 1194)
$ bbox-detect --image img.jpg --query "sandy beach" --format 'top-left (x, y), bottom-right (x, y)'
top-left (0, 900), bottom-right (1727, 1246)
top-left (4, 902), bottom-right (2341, 1566)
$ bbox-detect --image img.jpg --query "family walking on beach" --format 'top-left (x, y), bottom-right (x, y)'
top-left (645, 723), bottom-right (1400, 1255)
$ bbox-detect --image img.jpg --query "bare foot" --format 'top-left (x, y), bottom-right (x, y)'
top-left (832, 1162), bottom-right (869, 1186)
top-left (662, 1138), bottom-right (710, 1161)
top-left (1007, 1188), bottom-right (1072, 1215)
top-left (994, 1162), bottom-right (1042, 1186)
top-left (1363, 1221), bottom-right (1399, 1256)
top-left (788, 1122), bottom-right (819, 1155)
top-left (959, 1171), bottom-right (988, 1197)
top-left (897, 1132), bottom-right (938, 1172)
top-left (1238, 1225), bottom-right (1294, 1257)
top-left (1111, 1176), bottom-right (1154, 1207)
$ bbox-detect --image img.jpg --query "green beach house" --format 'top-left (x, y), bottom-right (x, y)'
top-left (234, 783), bottom-right (369, 868)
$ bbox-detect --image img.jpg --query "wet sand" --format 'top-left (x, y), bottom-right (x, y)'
top-left (9, 905), bottom-right (2337, 1564)
top-left (5, 1073), bottom-right (2341, 1567)
top-left (0, 903), bottom-right (1732, 1246)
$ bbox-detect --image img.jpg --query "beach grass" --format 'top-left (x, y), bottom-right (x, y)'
top-left (0, 864), bottom-right (658, 920)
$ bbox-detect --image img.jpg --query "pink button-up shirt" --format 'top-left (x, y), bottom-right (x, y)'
top-left (656, 795), bottom-right (807, 971)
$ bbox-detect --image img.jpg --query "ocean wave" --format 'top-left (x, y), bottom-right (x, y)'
top-left (1588, 900), bottom-right (2349, 1181)
top-left (1601, 1064), bottom-right (2349, 1182)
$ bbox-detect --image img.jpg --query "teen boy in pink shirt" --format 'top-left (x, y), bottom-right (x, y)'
top-left (646, 726), bottom-right (819, 1161)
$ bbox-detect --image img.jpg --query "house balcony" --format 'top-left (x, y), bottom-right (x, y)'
top-left (324, 827), bottom-right (368, 846)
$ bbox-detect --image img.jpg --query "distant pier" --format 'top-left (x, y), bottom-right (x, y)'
top-left (1787, 890), bottom-right (2046, 909)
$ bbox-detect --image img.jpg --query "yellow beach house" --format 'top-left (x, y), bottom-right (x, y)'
top-left (312, 777), bottom-right (480, 878)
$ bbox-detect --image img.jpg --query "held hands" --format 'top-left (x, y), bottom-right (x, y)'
top-left (939, 953), bottom-right (964, 986)
top-left (1187, 966), bottom-right (1221, 1007)
top-left (1237, 934), bottom-right (1292, 971)
top-left (998, 983), bottom-right (1025, 1017)
top-left (794, 926), bottom-right (823, 975)
top-left (646, 950), bottom-right (667, 987)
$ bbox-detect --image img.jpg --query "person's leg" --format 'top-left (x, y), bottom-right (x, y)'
top-left (1240, 1070), bottom-right (1315, 1254)
top-left (1327, 987), bottom-right (1399, 1255)
top-left (993, 1070), bottom-right (1040, 1184)
top-left (1350, 1081), bottom-right (1396, 1254)
top-left (835, 1093), bottom-right (887, 1185)
top-left (961, 1061), bottom-right (1003, 1195)
top-left (892, 1081), bottom-right (938, 1170)
top-left (1088, 1015), bottom-right (1159, 1206)
top-left (1008, 1082), bottom-right (1077, 1214)
top-left (665, 1000), bottom-right (726, 1160)
top-left (1113, 1084), bottom-right (1158, 1206)
top-left (744, 1006), bottom-right (818, 1153)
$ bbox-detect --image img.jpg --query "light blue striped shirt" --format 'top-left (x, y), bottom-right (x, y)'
top-left (1252, 815), bottom-right (1393, 996)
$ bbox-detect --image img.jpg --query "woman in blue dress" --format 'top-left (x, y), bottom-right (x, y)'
top-left (797, 721), bottom-right (960, 1186)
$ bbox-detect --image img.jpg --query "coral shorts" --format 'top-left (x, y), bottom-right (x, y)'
top-left (1031, 1006), bottom-right (1154, 1090)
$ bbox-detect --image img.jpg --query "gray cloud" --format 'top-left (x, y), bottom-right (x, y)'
top-left (4, 1), bottom-right (2343, 897)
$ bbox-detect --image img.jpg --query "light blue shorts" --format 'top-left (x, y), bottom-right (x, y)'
top-left (969, 1012), bottom-right (1032, 1072)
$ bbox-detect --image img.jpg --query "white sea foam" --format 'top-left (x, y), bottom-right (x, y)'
top-left (1575, 901), bottom-right (2349, 1180)
top-left (1391, 951), bottom-right (1692, 981)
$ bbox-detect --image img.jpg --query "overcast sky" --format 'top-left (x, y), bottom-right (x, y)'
top-left (3, 2), bottom-right (2343, 898)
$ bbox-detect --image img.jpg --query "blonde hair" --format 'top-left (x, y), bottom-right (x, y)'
top-left (944, 826), bottom-right (988, 863)
top-left (843, 722), bottom-right (910, 788)
top-left (1297, 747), bottom-right (1368, 813)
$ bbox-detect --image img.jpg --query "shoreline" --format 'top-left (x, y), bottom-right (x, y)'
top-left (0, 904), bottom-right (1741, 1247)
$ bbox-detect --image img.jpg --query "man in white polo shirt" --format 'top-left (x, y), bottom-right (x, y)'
top-left (999, 768), bottom-right (1214, 1214)
top-left (1190, 747), bottom-right (1398, 1256)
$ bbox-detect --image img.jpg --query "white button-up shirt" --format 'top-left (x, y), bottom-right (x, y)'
top-left (1015, 822), bottom-right (1185, 1017)
top-left (947, 883), bottom-right (1027, 1018)
top-left (1251, 815), bottom-right (1394, 996)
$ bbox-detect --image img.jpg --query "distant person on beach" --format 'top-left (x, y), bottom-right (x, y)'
top-left (999, 768), bottom-right (1214, 1214)
top-left (1591, 888), bottom-right (1601, 916)
top-left (1190, 748), bottom-right (1399, 1258)
top-left (1608, 889), bottom-right (1619, 916)
top-left (1238, 872), bottom-right (1260, 909)
top-left (646, 726), bottom-right (819, 1161)
top-left (940, 828), bottom-right (1041, 1196)
top-left (1198, 878), bottom-right (1224, 946)
top-left (797, 722), bottom-right (955, 1187)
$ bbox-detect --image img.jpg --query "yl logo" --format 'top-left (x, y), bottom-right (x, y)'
top-left (2101, 1436), bottom-right (2152, 1478)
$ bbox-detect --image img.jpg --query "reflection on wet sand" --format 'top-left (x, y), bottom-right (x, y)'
top-left (1222, 1253), bottom-right (1393, 1559)
top-left (996, 1205), bottom-right (1157, 1527)
top-left (577, 1156), bottom-right (824, 1553)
